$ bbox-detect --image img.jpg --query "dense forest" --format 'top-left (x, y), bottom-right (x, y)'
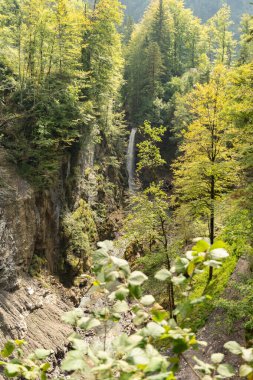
top-left (123, 0), bottom-right (252, 26)
top-left (0, 0), bottom-right (253, 379)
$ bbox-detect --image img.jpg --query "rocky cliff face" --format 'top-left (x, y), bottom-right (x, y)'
top-left (0, 149), bottom-right (74, 366)
top-left (0, 148), bottom-right (65, 290)
top-left (0, 277), bottom-right (72, 351)
top-left (0, 149), bottom-right (37, 290)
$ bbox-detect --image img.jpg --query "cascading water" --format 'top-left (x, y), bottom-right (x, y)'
top-left (127, 128), bottom-right (137, 192)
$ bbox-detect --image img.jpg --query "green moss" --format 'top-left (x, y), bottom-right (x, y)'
top-left (29, 255), bottom-right (47, 277)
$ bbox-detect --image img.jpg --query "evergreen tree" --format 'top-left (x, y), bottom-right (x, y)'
top-left (206, 5), bottom-right (236, 66)
top-left (238, 14), bottom-right (253, 64)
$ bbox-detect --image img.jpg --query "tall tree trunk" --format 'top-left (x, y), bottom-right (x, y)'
top-left (208, 174), bottom-right (215, 282)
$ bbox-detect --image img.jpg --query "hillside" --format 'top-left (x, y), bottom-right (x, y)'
top-left (122, 0), bottom-right (252, 29)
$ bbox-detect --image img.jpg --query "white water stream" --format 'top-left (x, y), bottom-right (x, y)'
top-left (126, 128), bottom-right (137, 192)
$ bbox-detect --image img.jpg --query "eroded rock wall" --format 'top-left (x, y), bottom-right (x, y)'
top-left (0, 149), bottom-right (37, 290)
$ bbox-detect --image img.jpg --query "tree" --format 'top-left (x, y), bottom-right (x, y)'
top-left (136, 121), bottom-right (166, 179)
top-left (121, 183), bottom-right (175, 317)
top-left (125, 0), bottom-right (205, 126)
top-left (172, 65), bottom-right (240, 281)
top-left (63, 199), bottom-right (98, 274)
top-left (206, 5), bottom-right (236, 66)
top-left (238, 14), bottom-right (253, 64)
top-left (224, 64), bottom-right (253, 216)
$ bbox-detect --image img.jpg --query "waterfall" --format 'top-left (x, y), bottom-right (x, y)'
top-left (127, 128), bottom-right (137, 192)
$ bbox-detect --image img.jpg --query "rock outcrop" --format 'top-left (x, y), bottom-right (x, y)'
top-left (0, 277), bottom-right (72, 351)
top-left (0, 148), bottom-right (72, 371)
top-left (0, 148), bottom-right (37, 290)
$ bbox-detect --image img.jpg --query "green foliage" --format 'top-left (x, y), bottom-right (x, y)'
top-left (1, 241), bottom-right (252, 379)
top-left (59, 239), bottom-right (235, 379)
top-left (172, 65), bottom-right (240, 248)
top-left (216, 278), bottom-right (253, 339)
top-left (125, 0), bottom-right (207, 126)
top-left (0, 340), bottom-right (52, 379)
top-left (120, 182), bottom-right (170, 254)
top-left (206, 5), bottom-right (236, 66)
top-left (0, 0), bottom-right (125, 188)
top-left (186, 254), bottom-right (237, 331)
top-left (137, 121), bottom-right (166, 175)
top-left (63, 199), bottom-right (98, 273)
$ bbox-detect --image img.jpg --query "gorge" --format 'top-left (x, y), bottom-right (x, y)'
top-left (0, 0), bottom-right (253, 379)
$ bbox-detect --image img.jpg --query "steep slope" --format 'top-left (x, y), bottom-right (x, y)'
top-left (178, 257), bottom-right (252, 379)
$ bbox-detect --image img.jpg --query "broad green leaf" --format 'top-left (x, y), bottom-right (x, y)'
top-left (171, 274), bottom-right (187, 286)
top-left (175, 258), bottom-right (189, 274)
top-left (14, 340), bottom-right (25, 347)
top-left (217, 364), bottom-right (235, 377)
top-left (113, 300), bottom-right (129, 313)
top-left (140, 295), bottom-right (155, 306)
top-left (146, 373), bottom-right (176, 380)
top-left (40, 362), bottom-right (51, 371)
top-left (242, 348), bottom-right (253, 362)
top-left (129, 284), bottom-right (142, 299)
top-left (191, 296), bottom-right (209, 305)
top-left (210, 248), bottom-right (229, 260)
top-left (145, 356), bottom-right (163, 372)
top-left (70, 337), bottom-right (88, 352)
top-left (111, 256), bottom-right (130, 272)
top-left (97, 240), bottom-right (114, 252)
top-left (105, 270), bottom-right (120, 282)
top-left (113, 287), bottom-right (130, 301)
top-left (1, 341), bottom-right (15, 358)
top-left (186, 251), bottom-right (194, 260)
top-left (61, 350), bottom-right (87, 372)
top-left (93, 249), bottom-right (110, 266)
top-left (34, 348), bottom-right (53, 360)
top-left (192, 240), bottom-right (210, 253)
top-left (133, 310), bottom-right (149, 326)
top-left (155, 269), bottom-right (172, 281)
top-left (239, 364), bottom-right (253, 377)
top-left (224, 341), bottom-right (242, 355)
top-left (187, 261), bottom-right (195, 276)
top-left (194, 357), bottom-right (214, 374)
top-left (130, 347), bottom-right (148, 365)
top-left (144, 322), bottom-right (164, 338)
top-left (172, 339), bottom-right (188, 354)
top-left (204, 260), bottom-right (221, 268)
top-left (128, 271), bottom-right (148, 286)
top-left (4, 363), bottom-right (21, 377)
top-left (62, 308), bottom-right (83, 326)
top-left (211, 353), bottom-right (224, 364)
top-left (77, 317), bottom-right (101, 330)
top-left (151, 309), bottom-right (169, 323)
top-left (210, 241), bottom-right (227, 250)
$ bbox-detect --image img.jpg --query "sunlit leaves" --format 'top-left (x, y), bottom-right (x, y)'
top-left (0, 342), bottom-right (15, 358)
top-left (211, 353), bottom-right (224, 364)
top-left (61, 308), bottom-right (84, 326)
top-left (128, 271), bottom-right (148, 286)
top-left (217, 364), bottom-right (235, 378)
top-left (224, 341), bottom-right (243, 355)
top-left (140, 295), bottom-right (155, 306)
top-left (155, 269), bottom-right (172, 281)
